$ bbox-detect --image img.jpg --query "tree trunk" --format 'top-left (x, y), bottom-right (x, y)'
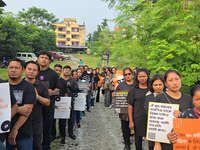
top-left (185, 0), bottom-right (188, 10)
top-left (194, 0), bottom-right (197, 8)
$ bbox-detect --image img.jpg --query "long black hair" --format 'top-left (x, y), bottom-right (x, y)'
top-left (134, 68), bottom-right (150, 88)
top-left (190, 84), bottom-right (200, 98)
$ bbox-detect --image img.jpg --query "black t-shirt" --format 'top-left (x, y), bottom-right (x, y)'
top-left (127, 86), bottom-right (149, 137)
top-left (7, 79), bottom-right (36, 141)
top-left (82, 71), bottom-right (92, 82)
top-left (32, 79), bottom-right (50, 126)
top-left (93, 75), bottom-right (100, 83)
top-left (154, 92), bottom-right (193, 150)
top-left (65, 77), bottom-right (79, 105)
top-left (0, 79), bottom-right (17, 142)
top-left (37, 68), bottom-right (60, 112)
top-left (144, 93), bottom-right (154, 114)
top-left (56, 78), bottom-right (68, 97)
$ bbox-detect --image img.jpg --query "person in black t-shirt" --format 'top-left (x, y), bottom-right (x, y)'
top-left (37, 50), bottom-right (60, 150)
top-left (6, 58), bottom-right (36, 150)
top-left (128, 68), bottom-right (149, 150)
top-left (52, 64), bottom-right (70, 145)
top-left (24, 61), bottom-right (50, 150)
top-left (63, 65), bottom-right (79, 140)
top-left (0, 79), bottom-right (18, 149)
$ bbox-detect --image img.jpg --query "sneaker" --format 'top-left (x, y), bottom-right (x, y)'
top-left (91, 106), bottom-right (94, 109)
top-left (77, 124), bottom-right (81, 128)
top-left (60, 137), bottom-right (65, 145)
top-left (86, 109), bottom-right (91, 112)
top-left (109, 105), bottom-right (112, 109)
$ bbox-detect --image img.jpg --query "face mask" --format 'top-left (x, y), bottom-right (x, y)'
top-left (87, 71), bottom-right (91, 74)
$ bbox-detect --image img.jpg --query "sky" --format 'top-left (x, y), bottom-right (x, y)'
top-left (3, 0), bottom-right (117, 37)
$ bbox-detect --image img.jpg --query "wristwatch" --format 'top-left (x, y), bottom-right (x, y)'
top-left (36, 95), bottom-right (40, 101)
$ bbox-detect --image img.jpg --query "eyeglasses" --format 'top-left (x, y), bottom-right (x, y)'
top-left (124, 73), bottom-right (132, 76)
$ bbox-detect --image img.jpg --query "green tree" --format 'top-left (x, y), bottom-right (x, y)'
top-left (18, 6), bottom-right (59, 30)
top-left (87, 33), bottom-right (92, 43)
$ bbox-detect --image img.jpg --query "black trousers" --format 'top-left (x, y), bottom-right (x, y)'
top-left (42, 111), bottom-right (53, 150)
top-left (96, 87), bottom-right (100, 102)
top-left (135, 134), bottom-right (143, 150)
top-left (121, 120), bottom-right (130, 145)
top-left (33, 122), bottom-right (43, 150)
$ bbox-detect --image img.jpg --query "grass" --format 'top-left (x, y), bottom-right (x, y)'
top-left (0, 59), bottom-right (73, 80)
top-left (73, 53), bottom-right (118, 69)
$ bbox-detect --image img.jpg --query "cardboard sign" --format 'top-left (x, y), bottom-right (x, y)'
top-left (74, 93), bottom-right (86, 111)
top-left (78, 80), bottom-right (89, 93)
top-left (173, 118), bottom-right (200, 150)
top-left (54, 97), bottom-right (71, 119)
top-left (146, 102), bottom-right (179, 143)
top-left (115, 91), bottom-right (128, 114)
top-left (0, 83), bottom-right (11, 134)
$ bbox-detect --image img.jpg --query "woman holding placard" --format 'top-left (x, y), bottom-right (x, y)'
top-left (128, 68), bottom-right (150, 150)
top-left (144, 74), bottom-right (166, 150)
top-left (167, 84), bottom-right (200, 144)
top-left (154, 70), bottom-right (193, 150)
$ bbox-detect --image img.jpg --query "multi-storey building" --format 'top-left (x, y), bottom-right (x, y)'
top-left (53, 18), bottom-right (87, 53)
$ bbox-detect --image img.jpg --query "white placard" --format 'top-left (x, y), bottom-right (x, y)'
top-left (74, 93), bottom-right (86, 111)
top-left (0, 83), bottom-right (11, 134)
top-left (146, 102), bottom-right (179, 143)
top-left (91, 90), bottom-right (98, 99)
top-left (54, 97), bottom-right (71, 119)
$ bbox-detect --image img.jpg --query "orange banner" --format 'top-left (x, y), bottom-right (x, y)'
top-left (173, 118), bottom-right (200, 150)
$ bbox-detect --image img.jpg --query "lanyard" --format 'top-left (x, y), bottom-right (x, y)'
top-left (193, 108), bottom-right (200, 119)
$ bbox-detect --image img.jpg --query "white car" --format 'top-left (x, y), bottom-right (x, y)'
top-left (16, 52), bottom-right (37, 62)
top-left (57, 52), bottom-right (69, 60)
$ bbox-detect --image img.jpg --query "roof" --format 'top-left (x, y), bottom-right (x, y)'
top-left (57, 45), bottom-right (88, 49)
top-left (0, 0), bottom-right (6, 7)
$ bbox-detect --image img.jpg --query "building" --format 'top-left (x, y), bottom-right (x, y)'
top-left (0, 0), bottom-right (6, 7)
top-left (53, 18), bottom-right (87, 53)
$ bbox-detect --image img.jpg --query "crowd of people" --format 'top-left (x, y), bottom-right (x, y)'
top-left (0, 50), bottom-right (199, 150)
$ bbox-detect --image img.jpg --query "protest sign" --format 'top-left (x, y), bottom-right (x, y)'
top-left (91, 90), bottom-right (98, 99)
top-left (0, 83), bottom-right (11, 134)
top-left (146, 102), bottom-right (179, 143)
top-left (78, 80), bottom-right (89, 93)
top-left (115, 91), bottom-right (128, 114)
top-left (173, 118), bottom-right (200, 150)
top-left (74, 93), bottom-right (86, 111)
top-left (54, 97), bottom-right (71, 119)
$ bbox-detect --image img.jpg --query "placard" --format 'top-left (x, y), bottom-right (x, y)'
top-left (0, 83), bottom-right (11, 134)
top-left (54, 97), bottom-right (71, 119)
top-left (115, 91), bottom-right (128, 114)
top-left (173, 118), bottom-right (200, 150)
top-left (91, 90), bottom-right (98, 99)
top-left (78, 80), bottom-right (89, 93)
top-left (146, 102), bottom-right (179, 143)
top-left (74, 93), bottom-right (86, 111)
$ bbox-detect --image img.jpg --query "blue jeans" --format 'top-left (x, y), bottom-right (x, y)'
top-left (91, 98), bottom-right (95, 107)
top-left (86, 91), bottom-right (91, 110)
top-left (73, 111), bottom-right (80, 126)
top-left (0, 141), bottom-right (6, 150)
top-left (6, 137), bottom-right (33, 150)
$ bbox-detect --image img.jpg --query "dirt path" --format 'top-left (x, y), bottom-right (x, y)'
top-left (69, 54), bottom-right (79, 69)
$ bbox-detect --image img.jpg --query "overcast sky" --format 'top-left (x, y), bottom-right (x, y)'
top-left (3, 0), bottom-right (117, 37)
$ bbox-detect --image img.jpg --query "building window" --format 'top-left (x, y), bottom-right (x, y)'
top-left (58, 35), bottom-right (66, 38)
top-left (58, 28), bottom-right (65, 31)
top-left (72, 35), bottom-right (79, 39)
top-left (67, 24), bottom-right (70, 27)
top-left (71, 28), bottom-right (79, 32)
top-left (58, 42), bottom-right (66, 45)
top-left (72, 42), bottom-right (79, 46)
top-left (67, 38), bottom-right (70, 41)
top-left (67, 31), bottom-right (70, 34)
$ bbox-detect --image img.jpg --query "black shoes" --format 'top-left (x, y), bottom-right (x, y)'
top-left (86, 109), bottom-right (91, 112)
top-left (60, 137), bottom-right (65, 145)
top-left (69, 133), bottom-right (76, 140)
top-left (56, 133), bottom-right (61, 139)
top-left (124, 144), bottom-right (130, 150)
top-left (77, 124), bottom-right (81, 128)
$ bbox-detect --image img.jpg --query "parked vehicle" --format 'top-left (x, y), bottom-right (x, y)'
top-left (16, 52), bottom-right (37, 62)
top-left (0, 59), bottom-right (8, 68)
top-left (49, 51), bottom-right (65, 61)
top-left (56, 52), bottom-right (69, 60)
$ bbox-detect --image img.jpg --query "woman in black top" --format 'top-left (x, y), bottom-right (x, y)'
top-left (167, 84), bottom-right (200, 146)
top-left (128, 68), bottom-right (150, 150)
top-left (144, 75), bottom-right (166, 150)
top-left (154, 70), bottom-right (193, 150)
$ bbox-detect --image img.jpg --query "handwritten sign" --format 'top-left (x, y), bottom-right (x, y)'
top-left (115, 91), bottom-right (128, 114)
top-left (173, 118), bottom-right (200, 150)
top-left (54, 97), bottom-right (71, 119)
top-left (74, 93), bottom-right (86, 111)
top-left (78, 80), bottom-right (89, 93)
top-left (0, 83), bottom-right (11, 134)
top-left (146, 102), bottom-right (179, 143)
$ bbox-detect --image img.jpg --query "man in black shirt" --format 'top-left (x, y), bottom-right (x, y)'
top-left (63, 65), bottom-right (79, 140)
top-left (37, 50), bottom-right (60, 150)
top-left (0, 79), bottom-right (18, 149)
top-left (6, 58), bottom-right (36, 150)
top-left (24, 61), bottom-right (50, 150)
top-left (52, 64), bottom-right (69, 145)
